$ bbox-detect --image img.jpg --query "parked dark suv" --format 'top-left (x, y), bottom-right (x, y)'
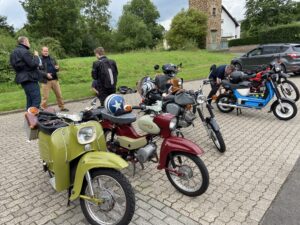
top-left (231, 43), bottom-right (300, 75)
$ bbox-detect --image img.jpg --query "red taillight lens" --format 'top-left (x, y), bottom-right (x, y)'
top-left (287, 53), bottom-right (300, 59)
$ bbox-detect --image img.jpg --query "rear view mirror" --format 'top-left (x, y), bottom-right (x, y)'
top-left (154, 65), bottom-right (159, 70)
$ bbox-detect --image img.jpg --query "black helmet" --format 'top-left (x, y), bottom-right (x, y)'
top-left (162, 64), bottom-right (177, 76)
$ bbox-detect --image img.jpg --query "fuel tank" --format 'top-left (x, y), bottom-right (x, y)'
top-left (137, 115), bottom-right (160, 134)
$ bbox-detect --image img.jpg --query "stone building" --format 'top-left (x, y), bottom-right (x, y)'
top-left (189, 0), bottom-right (240, 50)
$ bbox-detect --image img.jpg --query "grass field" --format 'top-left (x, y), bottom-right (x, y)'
top-left (0, 50), bottom-right (235, 112)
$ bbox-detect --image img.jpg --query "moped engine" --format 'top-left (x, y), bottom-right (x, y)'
top-left (178, 110), bottom-right (196, 128)
top-left (136, 143), bottom-right (157, 163)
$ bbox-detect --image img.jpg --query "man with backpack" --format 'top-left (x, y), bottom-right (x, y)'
top-left (91, 47), bottom-right (118, 105)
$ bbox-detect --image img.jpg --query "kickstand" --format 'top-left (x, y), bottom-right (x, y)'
top-left (236, 108), bottom-right (242, 116)
top-left (67, 187), bottom-right (72, 206)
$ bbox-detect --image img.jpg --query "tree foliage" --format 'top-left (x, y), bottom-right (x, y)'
top-left (0, 16), bottom-right (14, 36)
top-left (166, 9), bottom-right (207, 49)
top-left (116, 0), bottom-right (164, 50)
top-left (242, 0), bottom-right (298, 36)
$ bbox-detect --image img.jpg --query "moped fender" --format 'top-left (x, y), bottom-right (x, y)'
top-left (270, 97), bottom-right (295, 112)
top-left (206, 117), bottom-right (220, 131)
top-left (70, 151), bottom-right (128, 201)
top-left (158, 137), bottom-right (204, 170)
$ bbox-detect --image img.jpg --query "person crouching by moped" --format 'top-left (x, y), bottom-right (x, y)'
top-left (207, 64), bottom-right (235, 106)
top-left (91, 47), bottom-right (118, 106)
top-left (40, 47), bottom-right (69, 112)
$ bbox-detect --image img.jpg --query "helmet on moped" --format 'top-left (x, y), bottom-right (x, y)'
top-left (141, 81), bottom-right (156, 98)
top-left (104, 94), bottom-right (125, 115)
top-left (162, 63), bottom-right (177, 76)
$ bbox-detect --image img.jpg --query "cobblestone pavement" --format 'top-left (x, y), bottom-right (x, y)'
top-left (1, 77), bottom-right (300, 225)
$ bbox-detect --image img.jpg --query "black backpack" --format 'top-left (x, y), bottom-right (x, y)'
top-left (97, 58), bottom-right (118, 89)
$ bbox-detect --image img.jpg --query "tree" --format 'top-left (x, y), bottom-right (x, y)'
top-left (21, 0), bottom-right (84, 55)
top-left (243, 0), bottom-right (297, 36)
top-left (0, 15), bottom-right (14, 35)
top-left (81, 0), bottom-right (112, 55)
top-left (166, 9), bottom-right (207, 49)
top-left (115, 13), bottom-right (152, 51)
top-left (122, 0), bottom-right (164, 47)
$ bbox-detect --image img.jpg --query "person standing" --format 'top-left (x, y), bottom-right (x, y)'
top-left (40, 46), bottom-right (69, 111)
top-left (91, 47), bottom-right (118, 106)
top-left (10, 36), bottom-right (51, 109)
top-left (207, 64), bottom-right (235, 105)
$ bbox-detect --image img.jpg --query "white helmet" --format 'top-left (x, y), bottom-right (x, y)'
top-left (141, 81), bottom-right (156, 97)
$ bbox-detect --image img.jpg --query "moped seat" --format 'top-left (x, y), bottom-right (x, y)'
top-left (101, 109), bottom-right (136, 124)
top-left (222, 80), bottom-right (252, 90)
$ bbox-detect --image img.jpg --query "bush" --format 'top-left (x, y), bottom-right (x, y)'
top-left (0, 32), bottom-right (16, 82)
top-left (38, 37), bottom-right (66, 59)
top-left (229, 23), bottom-right (300, 47)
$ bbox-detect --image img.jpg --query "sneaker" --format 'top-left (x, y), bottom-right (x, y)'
top-left (60, 108), bottom-right (69, 112)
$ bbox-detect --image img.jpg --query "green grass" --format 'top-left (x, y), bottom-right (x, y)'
top-left (0, 50), bottom-right (235, 112)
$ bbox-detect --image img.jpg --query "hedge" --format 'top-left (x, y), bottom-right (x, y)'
top-left (229, 23), bottom-right (300, 47)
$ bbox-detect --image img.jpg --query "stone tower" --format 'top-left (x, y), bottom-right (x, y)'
top-left (189, 0), bottom-right (222, 49)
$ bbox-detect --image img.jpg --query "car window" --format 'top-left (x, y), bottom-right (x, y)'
top-left (262, 46), bottom-right (277, 55)
top-left (248, 48), bottom-right (262, 57)
top-left (278, 46), bottom-right (289, 53)
top-left (293, 45), bottom-right (300, 52)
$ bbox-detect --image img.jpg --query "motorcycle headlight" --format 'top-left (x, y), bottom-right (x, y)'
top-left (169, 117), bottom-right (177, 131)
top-left (197, 94), bottom-right (206, 104)
top-left (77, 126), bottom-right (96, 144)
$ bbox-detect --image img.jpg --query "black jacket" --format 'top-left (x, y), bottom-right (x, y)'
top-left (92, 56), bottom-right (118, 90)
top-left (40, 55), bottom-right (59, 83)
top-left (10, 44), bottom-right (42, 84)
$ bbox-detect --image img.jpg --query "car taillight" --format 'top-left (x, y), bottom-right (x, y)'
top-left (287, 53), bottom-right (300, 59)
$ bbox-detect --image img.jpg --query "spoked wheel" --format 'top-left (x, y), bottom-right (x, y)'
top-left (272, 100), bottom-right (297, 121)
top-left (216, 94), bottom-right (235, 113)
top-left (165, 152), bottom-right (209, 196)
top-left (80, 169), bottom-right (135, 225)
top-left (207, 123), bottom-right (226, 153)
top-left (279, 80), bottom-right (299, 102)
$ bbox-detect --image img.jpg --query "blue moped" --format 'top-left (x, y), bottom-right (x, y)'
top-left (216, 71), bottom-right (297, 120)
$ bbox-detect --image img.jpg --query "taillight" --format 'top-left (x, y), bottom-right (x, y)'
top-left (287, 53), bottom-right (300, 59)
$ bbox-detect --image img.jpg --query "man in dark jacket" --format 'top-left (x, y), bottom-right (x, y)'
top-left (40, 46), bottom-right (68, 111)
top-left (91, 47), bottom-right (118, 105)
top-left (10, 36), bottom-right (51, 109)
top-left (207, 64), bottom-right (235, 105)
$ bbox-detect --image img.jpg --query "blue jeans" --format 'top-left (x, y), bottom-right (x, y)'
top-left (21, 82), bottom-right (41, 109)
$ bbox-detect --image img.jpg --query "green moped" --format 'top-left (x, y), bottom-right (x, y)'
top-left (24, 104), bottom-right (135, 225)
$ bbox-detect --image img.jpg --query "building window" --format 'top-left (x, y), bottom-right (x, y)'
top-left (212, 8), bottom-right (216, 16)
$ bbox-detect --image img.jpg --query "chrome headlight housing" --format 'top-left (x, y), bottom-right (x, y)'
top-left (196, 94), bottom-right (206, 104)
top-left (77, 126), bottom-right (96, 144)
top-left (169, 117), bottom-right (177, 131)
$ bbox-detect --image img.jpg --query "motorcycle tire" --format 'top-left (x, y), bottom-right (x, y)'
top-left (279, 80), bottom-right (300, 102)
top-left (165, 152), bottom-right (209, 197)
top-left (216, 94), bottom-right (235, 113)
top-left (207, 123), bottom-right (226, 153)
top-left (272, 99), bottom-right (297, 121)
top-left (80, 169), bottom-right (135, 225)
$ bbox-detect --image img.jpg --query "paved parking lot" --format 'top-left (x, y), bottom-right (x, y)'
top-left (1, 77), bottom-right (300, 225)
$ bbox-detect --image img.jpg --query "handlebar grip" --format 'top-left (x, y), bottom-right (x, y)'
top-left (132, 106), bottom-right (142, 110)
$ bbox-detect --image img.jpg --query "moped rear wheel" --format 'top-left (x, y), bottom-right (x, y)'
top-left (272, 100), bottom-right (297, 121)
top-left (80, 169), bottom-right (135, 225)
top-left (165, 153), bottom-right (209, 197)
top-left (207, 123), bottom-right (226, 153)
top-left (279, 80), bottom-right (299, 102)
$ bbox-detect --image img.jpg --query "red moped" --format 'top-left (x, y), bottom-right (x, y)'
top-left (97, 106), bottom-right (209, 197)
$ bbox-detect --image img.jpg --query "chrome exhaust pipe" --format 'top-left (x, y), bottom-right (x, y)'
top-left (217, 103), bottom-right (248, 109)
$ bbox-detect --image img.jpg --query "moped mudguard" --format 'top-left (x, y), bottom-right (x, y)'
top-left (206, 117), bottom-right (220, 131)
top-left (70, 151), bottom-right (128, 201)
top-left (270, 97), bottom-right (295, 112)
top-left (157, 137), bottom-right (204, 170)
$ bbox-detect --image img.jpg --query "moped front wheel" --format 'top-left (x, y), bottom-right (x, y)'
top-left (272, 100), bottom-right (297, 121)
top-left (207, 123), bottom-right (226, 153)
top-left (165, 152), bottom-right (209, 197)
top-left (80, 169), bottom-right (135, 225)
top-left (279, 80), bottom-right (299, 102)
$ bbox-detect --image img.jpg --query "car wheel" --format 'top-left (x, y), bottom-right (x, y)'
top-left (293, 72), bottom-right (300, 76)
top-left (234, 63), bottom-right (242, 71)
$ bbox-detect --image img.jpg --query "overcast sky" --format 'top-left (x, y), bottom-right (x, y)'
top-left (0, 0), bottom-right (246, 30)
